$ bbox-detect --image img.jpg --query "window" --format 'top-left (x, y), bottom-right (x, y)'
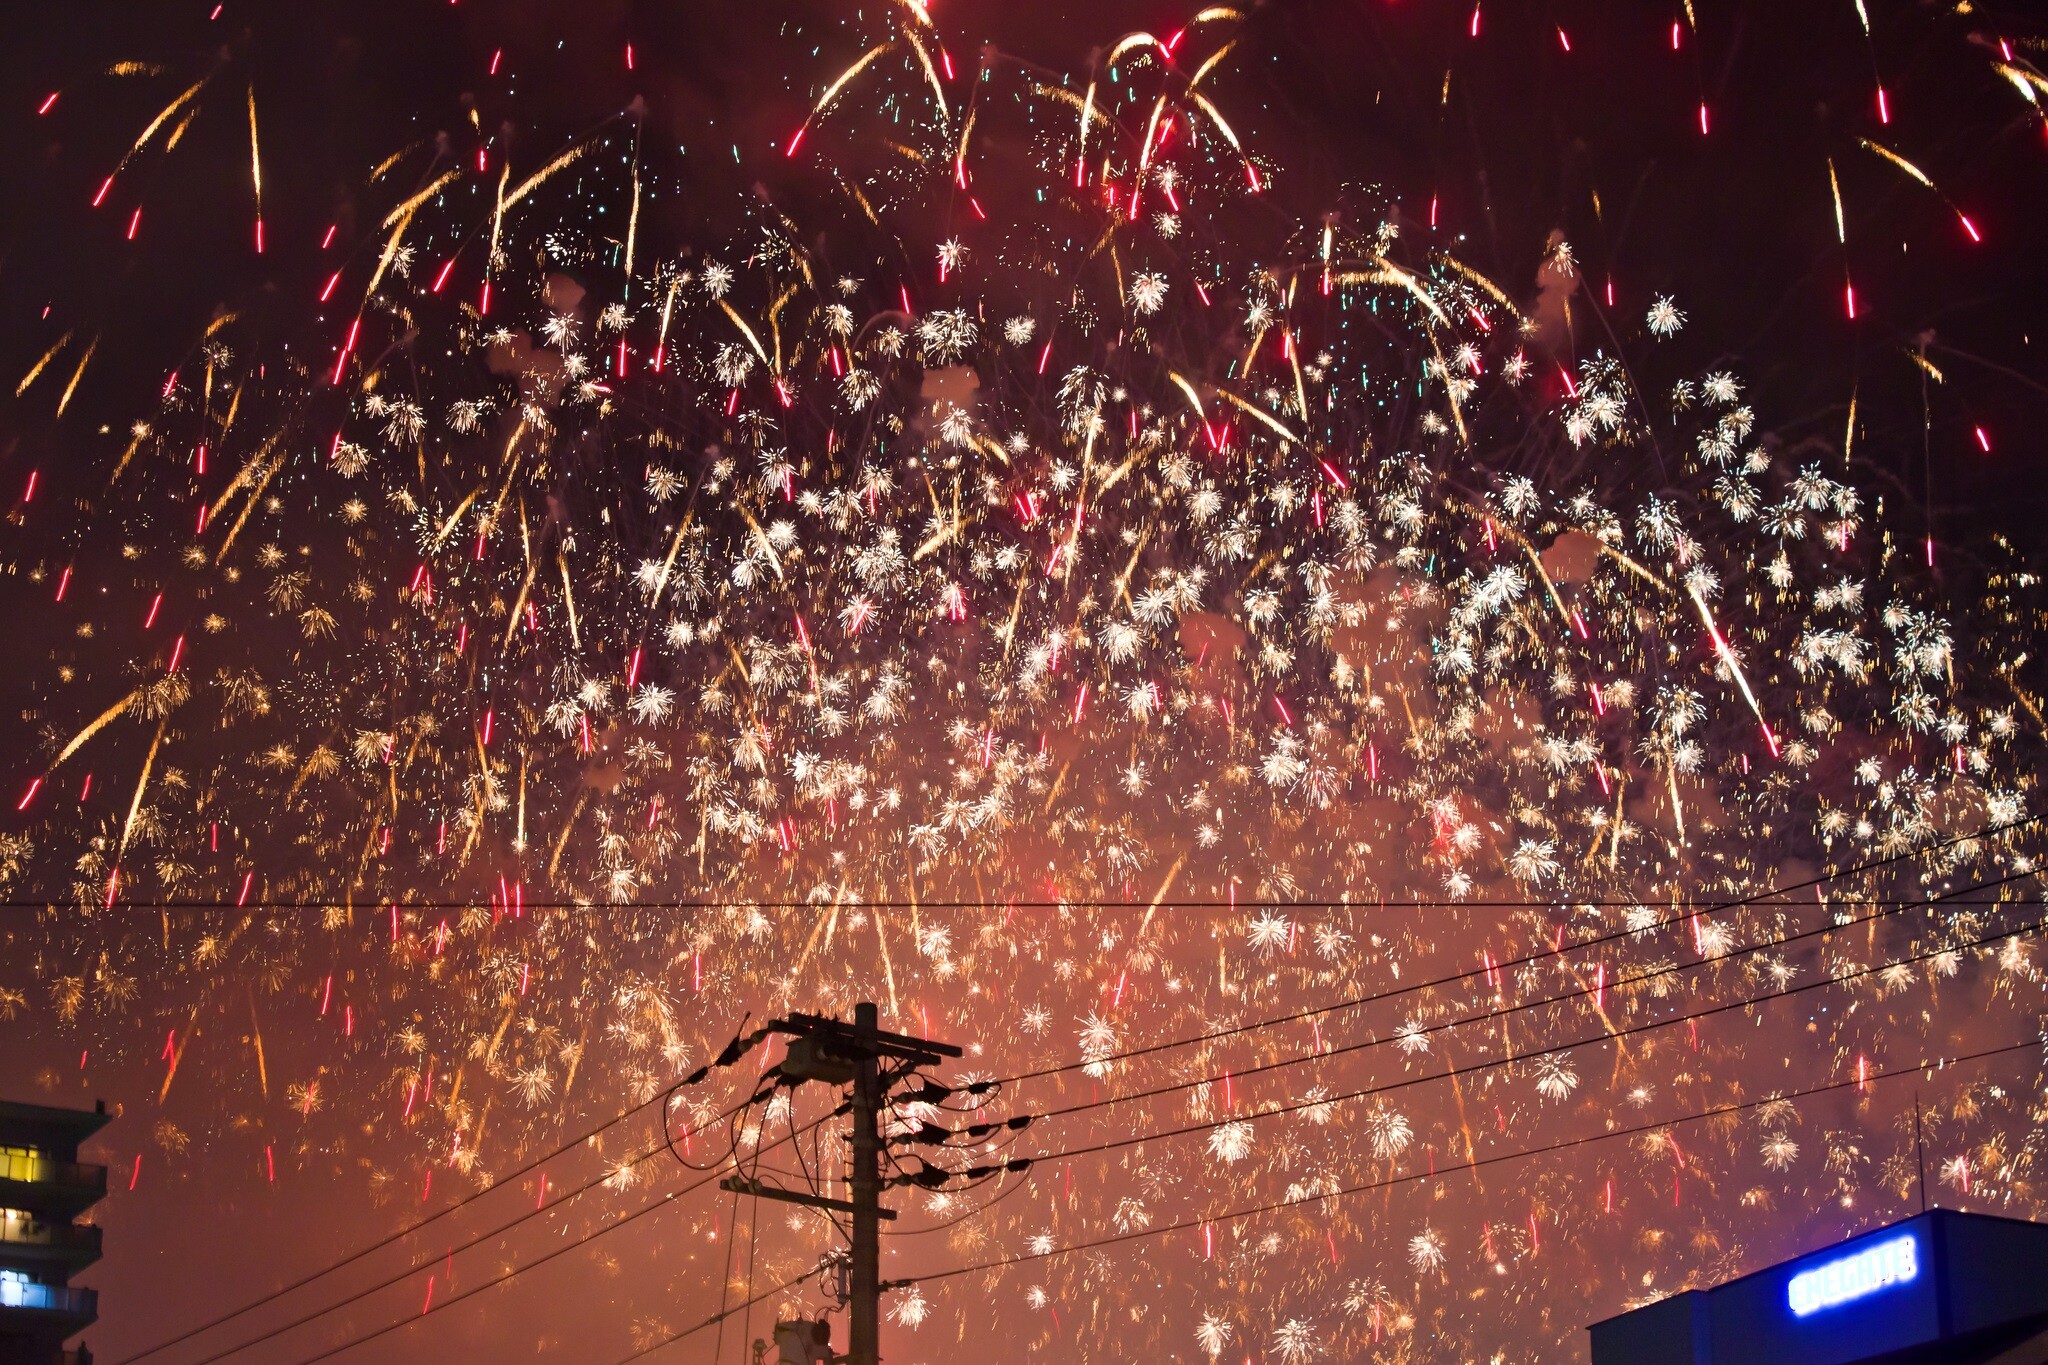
top-left (0, 1145), bottom-right (49, 1183)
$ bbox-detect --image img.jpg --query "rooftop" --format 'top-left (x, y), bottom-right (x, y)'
top-left (1590, 1209), bottom-right (2048, 1365)
top-left (0, 1100), bottom-right (109, 1143)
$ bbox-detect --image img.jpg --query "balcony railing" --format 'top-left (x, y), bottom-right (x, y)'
top-left (0, 1155), bottom-right (107, 1196)
top-left (0, 1219), bottom-right (101, 1256)
top-left (0, 1280), bottom-right (97, 1316)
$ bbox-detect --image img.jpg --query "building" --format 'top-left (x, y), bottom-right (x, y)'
top-left (1590, 1208), bottom-right (2048, 1365)
top-left (0, 1101), bottom-right (109, 1365)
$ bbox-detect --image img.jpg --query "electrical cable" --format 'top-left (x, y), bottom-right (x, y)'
top-left (973, 814), bottom-right (2041, 1088)
top-left (788, 1091), bottom-right (852, 1243)
top-left (737, 1138), bottom-right (766, 1365)
top-left (886, 1031), bottom-right (2048, 1289)
top-left (118, 820), bottom-right (2048, 1365)
top-left (718, 1091), bottom-right (774, 1364)
top-left (666, 1079), bottom-right (772, 1172)
top-left (33, 810), bottom-right (2040, 919)
top-left (16, 813), bottom-right (2043, 920)
top-left (880, 1167), bottom-right (1036, 1237)
top-left (612, 1269), bottom-right (817, 1365)
top-left (933, 866), bottom-right (2036, 1145)
top-left (151, 1087), bottom-right (769, 1365)
top-left (208, 1114), bottom-right (826, 1365)
top-left (112, 1026), bottom-right (773, 1365)
top-left (8, 894), bottom-right (2028, 911)
top-left (895, 876), bottom-right (2044, 1190)
top-left (707, 1181), bottom-right (744, 1365)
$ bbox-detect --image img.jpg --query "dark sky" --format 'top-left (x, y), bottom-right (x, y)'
top-left (6, 0), bottom-right (2044, 554)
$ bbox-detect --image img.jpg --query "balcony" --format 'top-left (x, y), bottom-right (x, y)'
top-left (0, 1279), bottom-right (97, 1318)
top-left (0, 1158), bottom-right (108, 1221)
top-left (0, 1155), bottom-right (106, 1193)
top-left (0, 1217), bottom-right (102, 1266)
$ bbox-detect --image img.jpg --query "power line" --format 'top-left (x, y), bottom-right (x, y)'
top-left (148, 1091), bottom-right (778, 1365)
top-left (900, 872), bottom-right (2040, 1191)
top-left (162, 876), bottom-right (2043, 1365)
top-left (887, 1031), bottom-right (2048, 1290)
top-left (0, 896), bottom-right (2025, 911)
top-left (609, 889), bottom-right (2044, 1359)
top-left (136, 1043), bottom-right (783, 1365)
top-left (880, 1167), bottom-right (1036, 1238)
top-left (937, 866), bottom-right (2034, 1146)
top-left (614, 1269), bottom-right (818, 1365)
top-left (104, 817), bottom-right (2047, 1365)
top-left (249, 1123), bottom-right (820, 1365)
top-left (707, 1180), bottom-right (744, 1365)
top-left (737, 1141), bottom-right (770, 1365)
top-left (162, 1046), bottom-right (887, 1365)
top-left (111, 1027), bottom-right (773, 1365)
top-left (12, 811), bottom-right (2044, 920)
top-left (355, 879), bottom-right (2043, 1359)
top-left (977, 815), bottom-right (2041, 1087)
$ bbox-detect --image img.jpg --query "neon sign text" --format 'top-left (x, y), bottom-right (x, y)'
top-left (1787, 1234), bottom-right (1918, 1317)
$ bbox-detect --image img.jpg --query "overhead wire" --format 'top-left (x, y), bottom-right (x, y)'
top-left (933, 865), bottom-right (2037, 1144)
top-left (150, 1089), bottom-right (765, 1365)
top-left (972, 813), bottom-right (2041, 1088)
top-left (613, 1269), bottom-right (818, 1365)
top-left (710, 1085), bottom-right (768, 1365)
top-left (111, 1026), bottom-right (775, 1365)
top-left (197, 1113), bottom-right (830, 1365)
top-left (314, 866), bottom-right (2040, 1360)
top-left (120, 820), bottom-right (2047, 1365)
top-left (2, 895), bottom-right (2024, 911)
top-left (707, 1183), bottom-right (743, 1365)
top-left (884, 1032), bottom-right (2048, 1289)
top-left (31, 815), bottom-right (2042, 919)
top-left (737, 1127), bottom-right (768, 1365)
top-left (881, 1167), bottom-right (1036, 1237)
top-left (787, 1088), bottom-right (852, 1243)
top-left (893, 870), bottom-right (2041, 1189)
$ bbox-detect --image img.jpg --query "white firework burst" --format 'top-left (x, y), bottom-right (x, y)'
top-left (1130, 270), bottom-right (1169, 315)
top-left (1646, 294), bottom-right (1687, 337)
top-left (1207, 1119), bottom-right (1255, 1163)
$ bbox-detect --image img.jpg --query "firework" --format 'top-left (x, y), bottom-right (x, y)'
top-left (5, 5), bottom-right (2047, 1363)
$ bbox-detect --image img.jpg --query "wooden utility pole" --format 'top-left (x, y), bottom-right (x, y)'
top-left (723, 1001), bottom-right (960, 1365)
top-left (848, 1002), bottom-right (884, 1365)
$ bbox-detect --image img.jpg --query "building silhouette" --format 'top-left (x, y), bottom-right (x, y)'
top-left (1591, 1208), bottom-right (2048, 1365)
top-left (0, 1101), bottom-right (109, 1365)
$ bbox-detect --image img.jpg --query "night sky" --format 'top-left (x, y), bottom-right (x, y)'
top-left (3, 3), bottom-right (2048, 1364)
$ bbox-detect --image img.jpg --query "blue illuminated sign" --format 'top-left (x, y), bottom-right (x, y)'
top-left (1787, 1234), bottom-right (1919, 1317)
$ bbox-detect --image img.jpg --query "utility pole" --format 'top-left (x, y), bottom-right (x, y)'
top-left (848, 1002), bottom-right (883, 1365)
top-left (723, 1001), bottom-right (961, 1365)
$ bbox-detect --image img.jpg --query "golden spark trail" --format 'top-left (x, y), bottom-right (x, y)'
top-left (16, 331), bottom-right (71, 397)
top-left (53, 689), bottom-right (144, 769)
top-left (115, 721), bottom-right (166, 865)
top-left (54, 338), bottom-right (99, 417)
top-left (246, 86), bottom-right (262, 248)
